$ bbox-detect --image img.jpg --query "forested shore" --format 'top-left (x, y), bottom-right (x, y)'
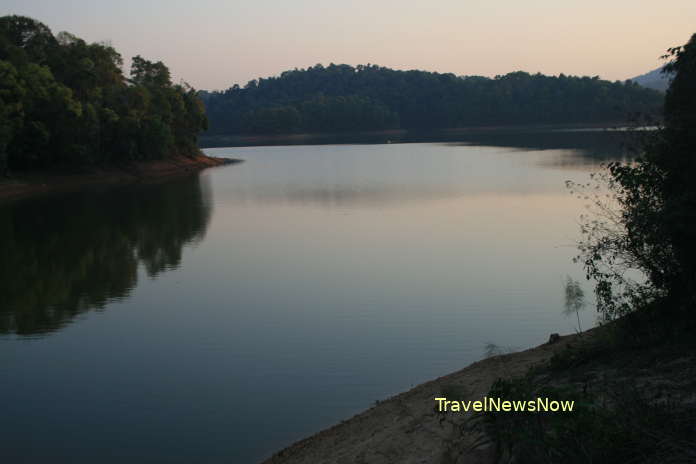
top-left (1, 15), bottom-right (665, 174)
top-left (0, 153), bottom-right (237, 202)
top-left (0, 15), bottom-right (209, 175)
top-left (202, 64), bottom-right (664, 136)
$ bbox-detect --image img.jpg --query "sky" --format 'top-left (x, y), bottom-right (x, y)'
top-left (2, 0), bottom-right (695, 91)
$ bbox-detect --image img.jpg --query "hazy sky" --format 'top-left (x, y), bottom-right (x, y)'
top-left (2, 0), bottom-right (694, 90)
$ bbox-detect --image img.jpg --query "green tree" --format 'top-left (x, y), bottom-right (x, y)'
top-left (0, 15), bottom-right (208, 172)
top-left (0, 60), bottom-right (24, 175)
top-left (0, 15), bottom-right (57, 64)
top-left (130, 55), bottom-right (171, 88)
top-left (203, 63), bottom-right (663, 135)
top-left (577, 33), bottom-right (696, 321)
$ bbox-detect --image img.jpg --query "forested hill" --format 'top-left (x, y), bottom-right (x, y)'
top-left (0, 16), bottom-right (207, 174)
top-left (202, 64), bottom-right (664, 135)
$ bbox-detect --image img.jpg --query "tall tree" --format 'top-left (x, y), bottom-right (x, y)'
top-left (0, 15), bottom-right (208, 173)
top-left (577, 33), bottom-right (696, 320)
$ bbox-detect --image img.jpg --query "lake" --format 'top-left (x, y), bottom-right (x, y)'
top-left (0, 129), bottom-right (626, 462)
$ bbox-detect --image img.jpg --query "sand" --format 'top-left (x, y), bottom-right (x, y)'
top-left (263, 333), bottom-right (580, 464)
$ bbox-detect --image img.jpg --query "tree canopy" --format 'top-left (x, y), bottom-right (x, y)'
top-left (202, 64), bottom-right (664, 135)
top-left (0, 15), bottom-right (207, 174)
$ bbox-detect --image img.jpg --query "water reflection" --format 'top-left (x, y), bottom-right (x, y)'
top-left (1, 134), bottom-right (622, 463)
top-left (445, 127), bottom-right (627, 158)
top-left (0, 175), bottom-right (212, 336)
top-left (208, 131), bottom-right (628, 210)
top-left (202, 126), bottom-right (631, 160)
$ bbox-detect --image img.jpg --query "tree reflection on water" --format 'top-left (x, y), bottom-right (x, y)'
top-left (0, 175), bottom-right (212, 336)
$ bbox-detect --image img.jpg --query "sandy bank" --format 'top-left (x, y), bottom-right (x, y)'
top-left (0, 153), bottom-right (240, 202)
top-left (263, 332), bottom-right (583, 464)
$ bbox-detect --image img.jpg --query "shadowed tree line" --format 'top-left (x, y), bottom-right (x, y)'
top-left (0, 175), bottom-right (212, 335)
top-left (0, 15), bottom-right (208, 174)
top-left (483, 35), bottom-right (696, 464)
top-left (575, 33), bottom-right (696, 324)
top-left (201, 64), bottom-right (664, 135)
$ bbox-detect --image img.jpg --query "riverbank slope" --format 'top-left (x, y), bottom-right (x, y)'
top-left (0, 153), bottom-right (239, 202)
top-left (263, 332), bottom-right (582, 464)
top-left (264, 323), bottom-right (696, 464)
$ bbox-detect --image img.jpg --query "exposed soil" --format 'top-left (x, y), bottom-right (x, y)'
top-left (263, 324), bottom-right (696, 464)
top-left (0, 153), bottom-right (241, 202)
top-left (262, 333), bottom-right (583, 464)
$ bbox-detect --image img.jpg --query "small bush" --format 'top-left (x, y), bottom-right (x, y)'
top-left (484, 376), bottom-right (696, 464)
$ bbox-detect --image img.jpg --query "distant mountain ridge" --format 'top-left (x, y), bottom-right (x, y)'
top-left (631, 67), bottom-right (672, 92)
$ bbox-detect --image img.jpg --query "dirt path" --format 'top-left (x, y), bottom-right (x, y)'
top-left (263, 333), bottom-right (580, 464)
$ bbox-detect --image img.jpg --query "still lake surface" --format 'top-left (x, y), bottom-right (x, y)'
top-left (1, 129), bottom-right (626, 462)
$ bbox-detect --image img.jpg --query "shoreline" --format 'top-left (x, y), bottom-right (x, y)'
top-left (200, 122), bottom-right (633, 148)
top-left (262, 331), bottom-right (585, 464)
top-left (0, 153), bottom-right (241, 202)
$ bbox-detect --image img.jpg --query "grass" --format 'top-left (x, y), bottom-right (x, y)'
top-left (485, 375), bottom-right (696, 463)
top-left (480, 322), bottom-right (696, 464)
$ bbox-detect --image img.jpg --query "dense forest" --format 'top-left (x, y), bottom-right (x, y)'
top-left (202, 64), bottom-right (664, 135)
top-left (0, 15), bottom-right (207, 174)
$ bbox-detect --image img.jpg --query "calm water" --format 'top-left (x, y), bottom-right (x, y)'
top-left (1, 131), bottom-right (624, 462)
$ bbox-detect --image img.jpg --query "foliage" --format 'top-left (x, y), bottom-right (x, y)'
top-left (486, 375), bottom-right (696, 464)
top-left (201, 64), bottom-right (664, 135)
top-left (0, 15), bottom-right (207, 174)
top-left (573, 33), bottom-right (696, 323)
top-left (482, 36), bottom-right (696, 464)
top-left (239, 95), bottom-right (399, 134)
